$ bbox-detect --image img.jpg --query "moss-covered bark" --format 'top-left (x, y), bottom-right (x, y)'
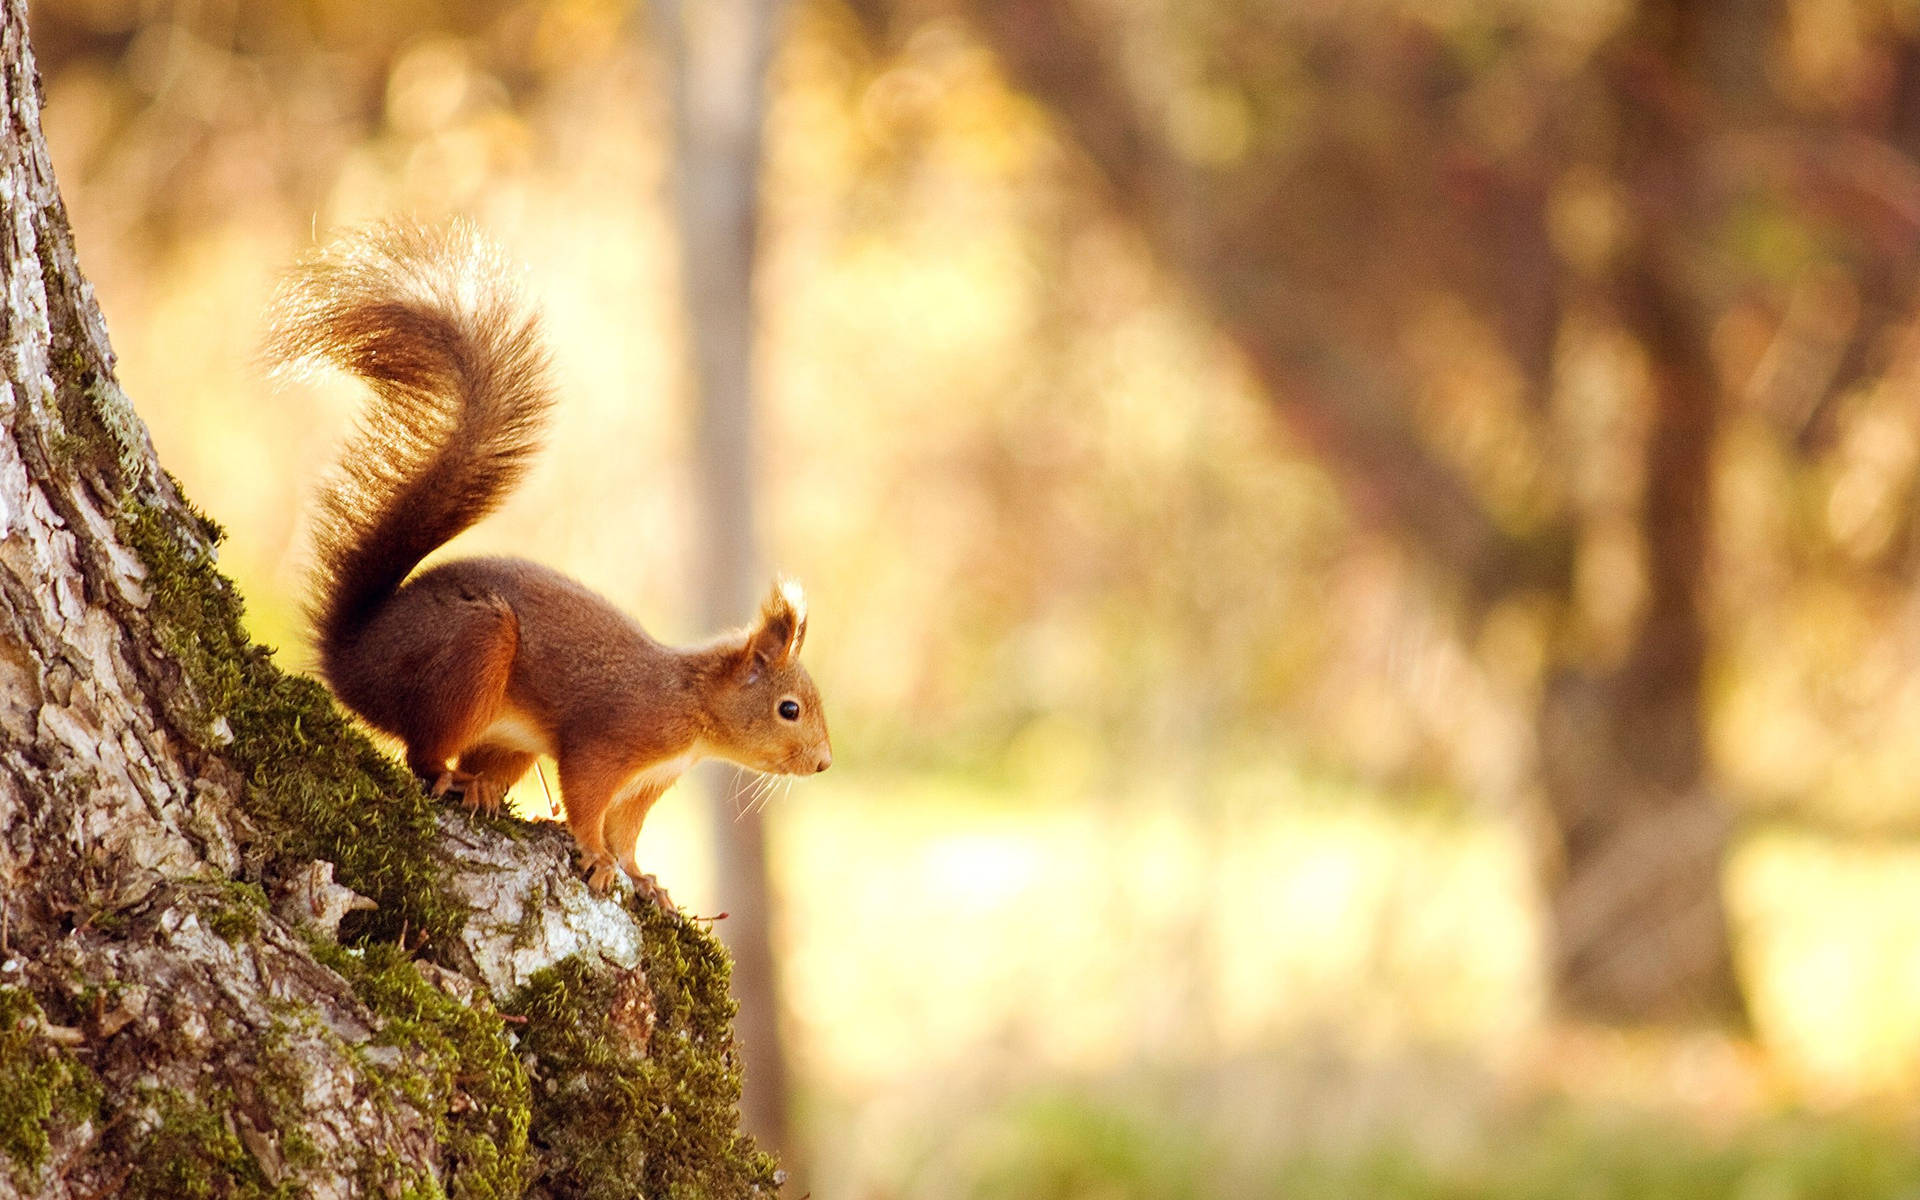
top-left (125, 496), bottom-right (472, 949)
top-left (0, 989), bottom-right (102, 1186)
top-left (0, 1), bottom-right (780, 1195)
top-left (510, 906), bottom-right (781, 1198)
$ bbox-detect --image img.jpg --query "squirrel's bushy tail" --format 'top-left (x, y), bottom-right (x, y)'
top-left (268, 219), bottom-right (554, 653)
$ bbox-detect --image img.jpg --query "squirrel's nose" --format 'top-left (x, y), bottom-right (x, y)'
top-left (813, 751), bottom-right (832, 774)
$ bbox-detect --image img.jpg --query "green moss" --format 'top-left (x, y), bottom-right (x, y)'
top-left (43, 325), bottom-right (149, 493)
top-left (71, 979), bottom-right (126, 1019)
top-left (250, 1023), bottom-right (323, 1173)
top-left (314, 941), bottom-right (532, 1200)
top-left (512, 882), bottom-right (546, 952)
top-left (0, 987), bottom-right (103, 1183)
top-left (206, 902), bottom-right (259, 940)
top-left (79, 373), bottom-right (151, 487)
top-left (121, 495), bottom-right (466, 950)
top-left (200, 877), bottom-right (270, 944)
top-left (507, 905), bottom-right (781, 1199)
top-left (354, 1149), bottom-right (441, 1200)
top-left (127, 1086), bottom-right (293, 1200)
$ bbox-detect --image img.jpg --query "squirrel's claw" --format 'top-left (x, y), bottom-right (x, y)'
top-left (628, 872), bottom-right (677, 914)
top-left (460, 776), bottom-right (507, 818)
top-left (579, 849), bottom-right (621, 895)
top-left (575, 851), bottom-right (674, 912)
top-left (429, 768), bottom-right (507, 817)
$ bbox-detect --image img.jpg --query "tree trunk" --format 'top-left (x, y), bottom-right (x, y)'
top-left (650, 0), bottom-right (798, 1180)
top-left (0, 4), bottom-right (778, 1195)
top-left (1535, 229), bottom-right (1740, 1019)
top-left (942, 0), bottom-right (1749, 1023)
top-left (1536, 0), bottom-right (1760, 1027)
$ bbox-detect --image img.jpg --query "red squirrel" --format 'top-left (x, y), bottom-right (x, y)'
top-left (269, 220), bottom-right (831, 898)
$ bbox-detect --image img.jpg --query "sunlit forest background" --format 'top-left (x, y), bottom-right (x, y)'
top-left (30, 0), bottom-right (1920, 1195)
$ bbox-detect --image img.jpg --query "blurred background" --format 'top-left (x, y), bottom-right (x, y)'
top-left (27, 0), bottom-right (1920, 1195)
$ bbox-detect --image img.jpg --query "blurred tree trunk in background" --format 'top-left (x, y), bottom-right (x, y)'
top-left (857, 0), bottom-right (1806, 1024)
top-left (1536, 0), bottom-right (1757, 1023)
top-left (651, 0), bottom-right (799, 1175)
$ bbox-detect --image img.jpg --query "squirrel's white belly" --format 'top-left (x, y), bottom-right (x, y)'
top-left (477, 709), bottom-right (555, 757)
top-left (618, 750), bottom-right (700, 801)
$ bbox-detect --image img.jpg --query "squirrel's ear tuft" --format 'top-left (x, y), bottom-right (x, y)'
top-left (746, 577), bottom-right (807, 670)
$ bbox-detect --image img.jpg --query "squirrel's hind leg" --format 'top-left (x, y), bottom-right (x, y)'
top-left (394, 591), bottom-right (521, 795)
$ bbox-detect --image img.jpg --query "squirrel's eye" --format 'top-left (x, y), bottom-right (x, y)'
top-left (778, 699), bottom-right (801, 721)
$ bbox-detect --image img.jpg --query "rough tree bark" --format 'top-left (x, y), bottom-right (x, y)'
top-left (0, 4), bottom-right (778, 1196)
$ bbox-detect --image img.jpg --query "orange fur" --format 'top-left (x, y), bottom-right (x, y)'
top-left (272, 220), bottom-right (833, 899)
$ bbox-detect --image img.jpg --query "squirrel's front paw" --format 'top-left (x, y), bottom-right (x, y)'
top-left (577, 848), bottom-right (621, 895)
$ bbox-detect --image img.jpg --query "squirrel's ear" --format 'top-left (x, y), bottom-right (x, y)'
top-left (745, 578), bottom-right (807, 671)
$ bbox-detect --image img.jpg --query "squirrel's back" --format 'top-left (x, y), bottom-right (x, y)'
top-left (269, 221), bottom-right (830, 898)
top-left (267, 220), bottom-right (554, 665)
